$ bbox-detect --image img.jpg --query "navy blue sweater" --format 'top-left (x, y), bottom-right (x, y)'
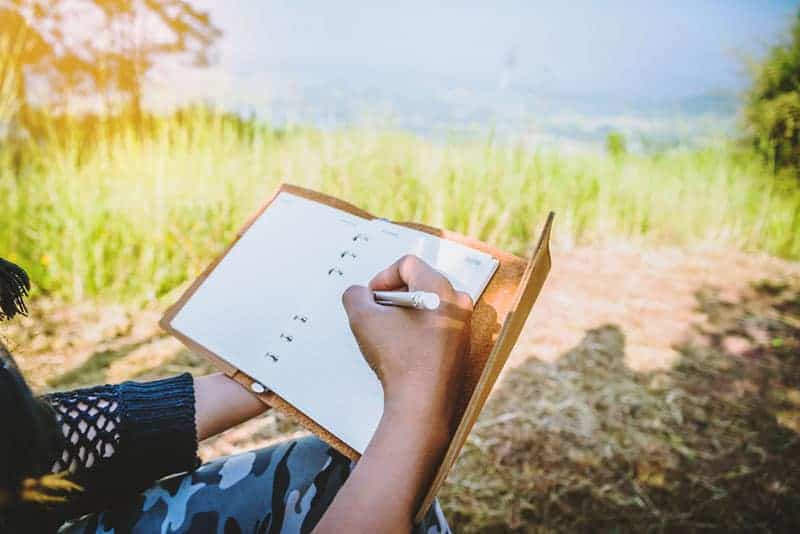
top-left (9, 374), bottom-right (199, 531)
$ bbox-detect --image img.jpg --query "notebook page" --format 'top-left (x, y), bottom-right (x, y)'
top-left (266, 218), bottom-right (499, 452)
top-left (255, 223), bottom-right (388, 453)
top-left (262, 219), bottom-right (426, 451)
top-left (356, 219), bottom-right (500, 302)
top-left (170, 192), bottom-right (365, 393)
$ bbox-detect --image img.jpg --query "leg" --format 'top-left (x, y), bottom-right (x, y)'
top-left (60, 436), bottom-right (450, 533)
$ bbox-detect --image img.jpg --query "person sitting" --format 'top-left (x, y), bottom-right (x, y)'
top-left (0, 255), bottom-right (473, 533)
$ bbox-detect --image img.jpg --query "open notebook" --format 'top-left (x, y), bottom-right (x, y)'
top-left (162, 184), bottom-right (553, 521)
top-left (168, 192), bottom-right (499, 453)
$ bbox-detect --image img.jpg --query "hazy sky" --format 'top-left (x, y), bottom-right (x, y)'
top-left (194, 0), bottom-right (799, 100)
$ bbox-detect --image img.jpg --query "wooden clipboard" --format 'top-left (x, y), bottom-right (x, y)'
top-left (160, 183), bottom-right (553, 522)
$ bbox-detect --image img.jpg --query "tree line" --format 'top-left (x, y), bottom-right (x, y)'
top-left (745, 10), bottom-right (800, 174)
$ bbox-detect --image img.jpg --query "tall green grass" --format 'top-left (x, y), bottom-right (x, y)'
top-left (1, 109), bottom-right (798, 303)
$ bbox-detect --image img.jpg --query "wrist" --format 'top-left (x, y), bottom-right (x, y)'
top-left (382, 391), bottom-right (452, 452)
top-left (384, 371), bottom-right (459, 420)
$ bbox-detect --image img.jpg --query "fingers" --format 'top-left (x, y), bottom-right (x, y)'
top-left (342, 285), bottom-right (374, 311)
top-left (367, 255), bottom-right (411, 290)
top-left (368, 254), bottom-right (454, 295)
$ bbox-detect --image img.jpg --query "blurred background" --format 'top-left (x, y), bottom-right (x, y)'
top-left (158, 1), bottom-right (795, 148)
top-left (1, 1), bottom-right (799, 531)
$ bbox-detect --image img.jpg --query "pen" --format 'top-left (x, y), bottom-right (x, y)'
top-left (373, 290), bottom-right (440, 311)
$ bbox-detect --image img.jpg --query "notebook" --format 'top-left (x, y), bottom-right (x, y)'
top-left (161, 184), bottom-right (553, 521)
top-left (168, 192), bottom-right (499, 452)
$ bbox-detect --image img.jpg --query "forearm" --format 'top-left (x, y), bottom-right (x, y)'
top-left (314, 397), bottom-right (450, 533)
top-left (194, 372), bottom-right (269, 441)
top-left (318, 256), bottom-right (470, 532)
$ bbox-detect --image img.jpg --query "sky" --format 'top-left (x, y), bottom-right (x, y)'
top-left (153, 1), bottom-right (800, 145)
top-left (193, 0), bottom-right (799, 100)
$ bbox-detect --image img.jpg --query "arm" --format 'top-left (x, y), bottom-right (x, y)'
top-left (194, 372), bottom-right (269, 441)
top-left (42, 374), bottom-right (199, 521)
top-left (46, 372), bottom-right (269, 481)
top-left (315, 255), bottom-right (473, 533)
top-left (42, 371), bottom-right (268, 523)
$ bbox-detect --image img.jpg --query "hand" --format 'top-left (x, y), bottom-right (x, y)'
top-left (320, 257), bottom-right (472, 533)
top-left (341, 255), bottom-right (473, 423)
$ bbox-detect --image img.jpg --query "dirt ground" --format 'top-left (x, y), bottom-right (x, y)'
top-left (518, 241), bottom-right (796, 370)
top-left (3, 243), bottom-right (799, 531)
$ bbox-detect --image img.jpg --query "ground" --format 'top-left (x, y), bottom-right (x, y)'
top-left (4, 243), bottom-right (799, 532)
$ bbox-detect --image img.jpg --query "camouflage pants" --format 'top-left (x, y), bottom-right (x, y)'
top-left (59, 435), bottom-right (450, 534)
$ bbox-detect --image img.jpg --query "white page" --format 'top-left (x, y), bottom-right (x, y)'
top-left (359, 219), bottom-right (500, 302)
top-left (170, 193), bottom-right (499, 453)
top-left (258, 217), bottom-right (499, 451)
top-left (170, 193), bottom-right (386, 452)
top-left (172, 193), bottom-right (364, 365)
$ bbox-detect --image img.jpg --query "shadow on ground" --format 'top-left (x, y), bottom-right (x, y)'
top-left (442, 279), bottom-right (800, 533)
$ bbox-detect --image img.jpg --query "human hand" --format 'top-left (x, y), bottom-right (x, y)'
top-left (341, 255), bottom-right (473, 423)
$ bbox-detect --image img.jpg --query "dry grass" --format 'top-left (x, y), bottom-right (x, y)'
top-left (442, 280), bottom-right (800, 532)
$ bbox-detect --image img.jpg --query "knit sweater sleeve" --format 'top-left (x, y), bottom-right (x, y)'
top-left (43, 373), bottom-right (200, 523)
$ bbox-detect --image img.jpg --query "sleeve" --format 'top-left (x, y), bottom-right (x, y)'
top-left (43, 373), bottom-right (200, 522)
top-left (115, 373), bottom-right (200, 483)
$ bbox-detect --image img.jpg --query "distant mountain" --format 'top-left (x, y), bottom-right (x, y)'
top-left (157, 62), bottom-right (741, 150)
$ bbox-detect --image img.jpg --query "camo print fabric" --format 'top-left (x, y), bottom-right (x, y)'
top-left (58, 435), bottom-right (450, 534)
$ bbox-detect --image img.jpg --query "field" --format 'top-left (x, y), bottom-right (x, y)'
top-left (1, 110), bottom-right (799, 303)
top-left (2, 110), bottom-right (800, 532)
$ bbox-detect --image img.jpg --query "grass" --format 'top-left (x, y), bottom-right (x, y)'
top-left (1, 108), bottom-right (798, 303)
top-left (442, 281), bottom-right (800, 532)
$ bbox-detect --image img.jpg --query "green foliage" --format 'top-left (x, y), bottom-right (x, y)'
top-left (745, 10), bottom-right (800, 172)
top-left (1, 110), bottom-right (798, 303)
top-left (606, 131), bottom-right (627, 159)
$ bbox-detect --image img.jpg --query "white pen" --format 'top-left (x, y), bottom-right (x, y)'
top-left (373, 290), bottom-right (440, 311)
